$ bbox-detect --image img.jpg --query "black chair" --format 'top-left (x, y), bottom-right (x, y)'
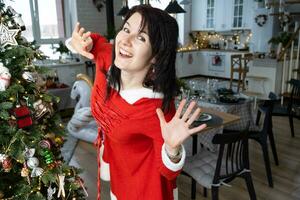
top-left (256, 79), bottom-right (300, 137)
top-left (250, 98), bottom-right (279, 188)
top-left (183, 126), bottom-right (257, 200)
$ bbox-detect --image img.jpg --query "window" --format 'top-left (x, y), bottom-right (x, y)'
top-left (233, 0), bottom-right (243, 28)
top-left (3, 0), bottom-right (65, 59)
top-left (206, 0), bottom-right (215, 29)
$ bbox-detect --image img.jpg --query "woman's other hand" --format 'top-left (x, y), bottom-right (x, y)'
top-left (156, 99), bottom-right (207, 155)
top-left (70, 22), bottom-right (94, 59)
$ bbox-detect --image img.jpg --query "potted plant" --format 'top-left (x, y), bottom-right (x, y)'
top-left (53, 41), bottom-right (70, 63)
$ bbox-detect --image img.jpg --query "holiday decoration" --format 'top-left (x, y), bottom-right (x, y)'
top-left (22, 71), bottom-right (36, 82)
top-left (47, 185), bottom-right (56, 200)
top-left (13, 105), bottom-right (33, 128)
top-left (39, 139), bottom-right (51, 149)
top-left (33, 99), bottom-right (53, 120)
top-left (0, 23), bottom-right (19, 48)
top-left (2, 157), bottom-right (12, 172)
top-left (7, 6), bottom-right (26, 31)
top-left (255, 14), bottom-right (267, 27)
top-left (41, 149), bottom-right (54, 165)
top-left (0, 2), bottom-right (85, 199)
top-left (21, 166), bottom-right (29, 177)
top-left (57, 174), bottom-right (66, 198)
top-left (0, 62), bottom-right (11, 91)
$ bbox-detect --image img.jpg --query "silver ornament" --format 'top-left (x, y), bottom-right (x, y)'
top-left (27, 157), bottom-right (39, 169)
top-left (22, 71), bottom-right (35, 82)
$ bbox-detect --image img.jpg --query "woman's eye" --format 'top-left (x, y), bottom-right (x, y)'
top-left (137, 35), bottom-right (146, 42)
top-left (123, 27), bottom-right (129, 33)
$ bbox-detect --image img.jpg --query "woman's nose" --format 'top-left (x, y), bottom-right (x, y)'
top-left (122, 35), bottom-right (134, 46)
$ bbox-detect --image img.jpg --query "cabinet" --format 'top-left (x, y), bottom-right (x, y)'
top-left (176, 52), bottom-right (202, 78)
top-left (37, 60), bottom-right (86, 86)
top-left (191, 0), bottom-right (253, 31)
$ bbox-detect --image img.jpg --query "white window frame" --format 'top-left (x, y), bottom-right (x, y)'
top-left (232, 0), bottom-right (243, 28)
top-left (28, 0), bottom-right (66, 44)
top-left (206, 0), bottom-right (215, 29)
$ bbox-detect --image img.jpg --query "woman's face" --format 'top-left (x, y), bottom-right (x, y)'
top-left (114, 12), bottom-right (154, 75)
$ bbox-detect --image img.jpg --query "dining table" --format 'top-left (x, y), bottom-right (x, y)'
top-left (184, 107), bottom-right (241, 155)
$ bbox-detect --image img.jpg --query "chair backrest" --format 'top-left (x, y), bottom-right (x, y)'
top-left (288, 79), bottom-right (300, 115)
top-left (211, 125), bottom-right (250, 185)
top-left (243, 53), bottom-right (253, 70)
top-left (231, 54), bottom-right (242, 70)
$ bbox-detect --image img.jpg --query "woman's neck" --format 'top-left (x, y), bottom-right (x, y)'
top-left (120, 70), bottom-right (147, 90)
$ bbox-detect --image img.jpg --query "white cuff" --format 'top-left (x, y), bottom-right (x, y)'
top-left (65, 37), bottom-right (78, 54)
top-left (161, 143), bottom-right (186, 172)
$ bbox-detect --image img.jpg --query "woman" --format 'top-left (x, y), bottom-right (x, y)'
top-left (67, 5), bottom-right (206, 200)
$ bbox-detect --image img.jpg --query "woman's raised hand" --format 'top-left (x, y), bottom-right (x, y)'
top-left (156, 99), bottom-right (207, 155)
top-left (70, 22), bottom-right (94, 59)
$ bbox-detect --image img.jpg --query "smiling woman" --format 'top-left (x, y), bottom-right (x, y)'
top-left (66, 5), bottom-right (207, 200)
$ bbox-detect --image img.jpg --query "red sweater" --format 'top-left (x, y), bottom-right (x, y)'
top-left (90, 34), bottom-right (181, 200)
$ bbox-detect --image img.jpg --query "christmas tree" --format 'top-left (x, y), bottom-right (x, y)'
top-left (0, 1), bottom-right (87, 199)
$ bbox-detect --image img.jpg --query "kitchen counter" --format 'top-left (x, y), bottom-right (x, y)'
top-left (177, 48), bottom-right (250, 53)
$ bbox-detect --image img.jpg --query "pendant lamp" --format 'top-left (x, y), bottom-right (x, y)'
top-left (165, 0), bottom-right (186, 13)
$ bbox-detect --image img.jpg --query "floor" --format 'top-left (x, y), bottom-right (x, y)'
top-left (69, 115), bottom-right (300, 200)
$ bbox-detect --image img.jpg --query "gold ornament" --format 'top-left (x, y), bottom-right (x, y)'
top-left (54, 136), bottom-right (64, 146)
top-left (21, 167), bottom-right (29, 177)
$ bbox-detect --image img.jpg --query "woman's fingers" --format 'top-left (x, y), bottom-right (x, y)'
top-left (82, 31), bottom-right (91, 41)
top-left (73, 22), bottom-right (80, 36)
top-left (188, 124), bottom-right (207, 135)
top-left (186, 107), bottom-right (201, 125)
top-left (81, 51), bottom-right (94, 60)
top-left (78, 27), bottom-right (85, 36)
top-left (181, 101), bottom-right (196, 122)
top-left (156, 108), bottom-right (166, 126)
top-left (174, 99), bottom-right (186, 118)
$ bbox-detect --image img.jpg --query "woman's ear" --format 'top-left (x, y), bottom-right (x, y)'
top-left (150, 57), bottom-right (156, 65)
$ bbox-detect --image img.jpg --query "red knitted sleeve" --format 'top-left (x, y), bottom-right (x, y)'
top-left (90, 33), bottom-right (113, 73)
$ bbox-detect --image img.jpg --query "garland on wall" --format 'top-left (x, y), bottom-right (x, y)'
top-left (255, 14), bottom-right (268, 27)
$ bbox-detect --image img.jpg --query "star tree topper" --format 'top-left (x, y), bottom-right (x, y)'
top-left (0, 24), bottom-right (19, 47)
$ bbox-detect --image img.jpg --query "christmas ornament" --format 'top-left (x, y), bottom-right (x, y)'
top-left (24, 148), bottom-right (44, 177)
top-left (33, 99), bottom-right (53, 120)
top-left (27, 157), bottom-right (43, 177)
top-left (22, 71), bottom-right (35, 82)
top-left (41, 149), bottom-right (54, 165)
top-left (54, 136), bottom-right (64, 146)
top-left (0, 62), bottom-right (11, 91)
top-left (0, 23), bottom-right (19, 47)
top-left (21, 166), bottom-right (29, 177)
top-left (13, 105), bottom-right (33, 128)
top-left (57, 174), bottom-right (65, 198)
top-left (39, 139), bottom-right (51, 149)
top-left (76, 177), bottom-right (89, 197)
top-left (7, 6), bottom-right (26, 31)
top-left (47, 185), bottom-right (56, 200)
top-left (0, 191), bottom-right (4, 198)
top-left (2, 157), bottom-right (12, 172)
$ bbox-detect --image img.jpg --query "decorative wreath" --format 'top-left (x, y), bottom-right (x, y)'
top-left (255, 14), bottom-right (268, 27)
